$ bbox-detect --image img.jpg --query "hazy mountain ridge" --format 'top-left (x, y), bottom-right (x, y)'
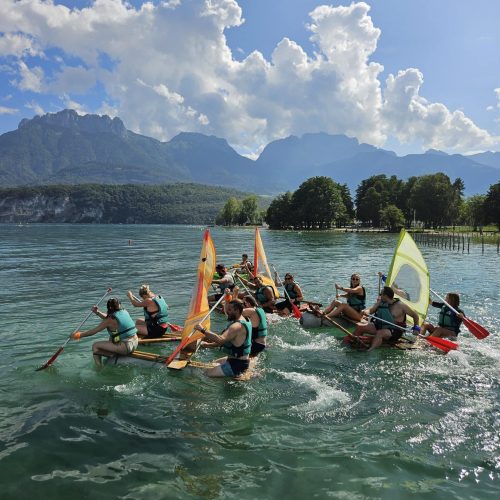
top-left (0, 109), bottom-right (498, 195)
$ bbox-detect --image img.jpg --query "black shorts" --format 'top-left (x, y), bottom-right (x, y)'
top-left (251, 341), bottom-right (266, 356)
top-left (276, 299), bottom-right (299, 311)
top-left (262, 306), bottom-right (274, 314)
top-left (227, 357), bottom-right (250, 376)
top-left (389, 329), bottom-right (403, 342)
top-left (146, 322), bottom-right (168, 338)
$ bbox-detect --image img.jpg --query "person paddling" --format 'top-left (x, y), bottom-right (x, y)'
top-left (194, 300), bottom-right (252, 378)
top-left (239, 274), bottom-right (276, 313)
top-left (209, 264), bottom-right (235, 305)
top-left (236, 253), bottom-right (254, 275)
top-left (421, 292), bottom-right (464, 339)
top-left (275, 273), bottom-right (304, 316)
top-left (126, 284), bottom-right (170, 338)
top-left (71, 298), bottom-right (138, 367)
top-left (323, 273), bottom-right (366, 322)
top-left (353, 286), bottom-right (420, 351)
top-left (242, 295), bottom-right (268, 357)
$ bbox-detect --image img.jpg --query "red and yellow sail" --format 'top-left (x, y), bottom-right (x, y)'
top-left (181, 229), bottom-right (216, 342)
top-left (253, 227), bottom-right (279, 298)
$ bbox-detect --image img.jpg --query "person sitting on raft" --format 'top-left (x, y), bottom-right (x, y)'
top-left (242, 294), bottom-right (268, 357)
top-left (71, 298), bottom-right (138, 367)
top-left (126, 284), bottom-right (170, 338)
top-left (235, 253), bottom-right (254, 275)
top-left (209, 264), bottom-right (235, 305)
top-left (353, 286), bottom-right (420, 351)
top-left (420, 292), bottom-right (464, 340)
top-left (275, 273), bottom-right (304, 316)
top-left (194, 300), bottom-right (252, 378)
top-left (238, 274), bottom-right (276, 313)
top-left (322, 273), bottom-right (366, 322)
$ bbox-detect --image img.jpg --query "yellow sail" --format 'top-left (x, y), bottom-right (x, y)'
top-left (386, 229), bottom-right (429, 324)
top-left (253, 227), bottom-right (279, 299)
top-left (181, 229), bottom-right (216, 342)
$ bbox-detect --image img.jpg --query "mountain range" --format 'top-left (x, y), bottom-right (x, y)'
top-left (0, 109), bottom-right (498, 195)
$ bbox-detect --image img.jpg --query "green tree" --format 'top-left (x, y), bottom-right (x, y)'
top-left (408, 173), bottom-right (461, 228)
top-left (216, 197), bottom-right (241, 226)
top-left (357, 186), bottom-right (383, 226)
top-left (238, 195), bottom-right (259, 225)
top-left (484, 181), bottom-right (500, 230)
top-left (265, 192), bottom-right (293, 229)
top-left (379, 204), bottom-right (405, 232)
top-left (460, 195), bottom-right (486, 230)
top-left (292, 176), bottom-right (346, 229)
top-left (338, 183), bottom-right (354, 226)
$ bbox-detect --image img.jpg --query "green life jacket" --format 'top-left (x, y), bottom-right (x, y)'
top-left (253, 307), bottom-right (268, 339)
top-left (285, 282), bottom-right (298, 300)
top-left (223, 319), bottom-right (252, 358)
top-left (438, 305), bottom-right (463, 333)
top-left (373, 299), bottom-right (400, 330)
top-left (143, 295), bottom-right (169, 326)
top-left (108, 309), bottom-right (137, 343)
top-left (347, 287), bottom-right (366, 311)
top-left (256, 286), bottom-right (273, 305)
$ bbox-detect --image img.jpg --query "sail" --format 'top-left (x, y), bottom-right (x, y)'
top-left (386, 229), bottom-right (429, 324)
top-left (253, 227), bottom-right (279, 299)
top-left (181, 229), bottom-right (216, 342)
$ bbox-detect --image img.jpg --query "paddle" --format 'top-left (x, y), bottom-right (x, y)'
top-left (36, 287), bottom-right (112, 371)
top-left (164, 294), bottom-right (226, 367)
top-left (166, 323), bottom-right (182, 332)
top-left (366, 313), bottom-right (458, 352)
top-left (430, 288), bottom-right (489, 339)
top-left (272, 265), bottom-right (302, 319)
top-left (311, 307), bottom-right (369, 348)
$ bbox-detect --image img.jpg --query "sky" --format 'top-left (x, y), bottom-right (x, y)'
top-left (0, 0), bottom-right (499, 157)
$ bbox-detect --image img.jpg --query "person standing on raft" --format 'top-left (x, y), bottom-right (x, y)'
top-left (353, 286), bottom-right (420, 351)
top-left (126, 284), bottom-right (170, 338)
top-left (242, 294), bottom-right (268, 357)
top-left (421, 293), bottom-right (464, 340)
top-left (71, 298), bottom-right (138, 367)
top-left (194, 300), bottom-right (252, 378)
top-left (322, 273), bottom-right (366, 322)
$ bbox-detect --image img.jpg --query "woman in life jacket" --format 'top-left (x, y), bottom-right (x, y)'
top-left (126, 284), bottom-right (170, 338)
top-left (71, 297), bottom-right (138, 367)
top-left (242, 294), bottom-right (268, 357)
top-left (322, 273), bottom-right (366, 322)
top-left (421, 292), bottom-right (465, 339)
top-left (275, 273), bottom-right (304, 316)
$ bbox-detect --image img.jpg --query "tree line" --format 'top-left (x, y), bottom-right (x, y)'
top-left (259, 174), bottom-right (499, 231)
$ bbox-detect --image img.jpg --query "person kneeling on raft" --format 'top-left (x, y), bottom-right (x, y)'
top-left (421, 292), bottom-right (464, 340)
top-left (127, 284), bottom-right (170, 338)
top-left (353, 286), bottom-right (420, 351)
top-left (71, 298), bottom-right (138, 367)
top-left (194, 300), bottom-right (252, 378)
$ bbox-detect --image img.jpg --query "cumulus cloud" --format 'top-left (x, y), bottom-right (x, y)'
top-left (0, 0), bottom-right (498, 154)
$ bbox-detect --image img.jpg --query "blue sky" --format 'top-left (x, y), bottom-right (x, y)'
top-left (1, 0), bottom-right (499, 156)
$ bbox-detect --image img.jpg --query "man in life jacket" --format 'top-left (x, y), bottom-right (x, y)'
top-left (242, 294), bottom-right (268, 357)
top-left (126, 284), bottom-right (170, 338)
top-left (236, 253), bottom-right (254, 275)
top-left (71, 298), bottom-right (138, 367)
top-left (421, 292), bottom-right (464, 339)
top-left (238, 274), bottom-right (276, 313)
top-left (353, 286), bottom-right (420, 351)
top-left (194, 300), bottom-right (252, 378)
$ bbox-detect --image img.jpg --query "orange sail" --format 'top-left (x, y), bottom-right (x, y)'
top-left (181, 229), bottom-right (216, 343)
top-left (253, 227), bottom-right (279, 298)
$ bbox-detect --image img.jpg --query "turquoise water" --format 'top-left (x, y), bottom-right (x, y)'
top-left (0, 224), bottom-right (498, 499)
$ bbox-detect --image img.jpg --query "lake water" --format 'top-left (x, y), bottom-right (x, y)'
top-left (0, 224), bottom-right (498, 499)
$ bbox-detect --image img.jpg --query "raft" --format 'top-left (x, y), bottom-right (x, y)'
top-left (104, 350), bottom-right (217, 369)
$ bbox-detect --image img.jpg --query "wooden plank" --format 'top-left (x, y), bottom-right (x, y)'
top-left (138, 337), bottom-right (181, 345)
top-left (167, 360), bottom-right (189, 370)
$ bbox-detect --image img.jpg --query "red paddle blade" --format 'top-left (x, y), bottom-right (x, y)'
top-left (168, 323), bottom-right (183, 332)
top-left (425, 336), bottom-right (458, 352)
top-left (292, 303), bottom-right (302, 319)
top-left (36, 346), bottom-right (64, 371)
top-left (463, 317), bottom-right (490, 339)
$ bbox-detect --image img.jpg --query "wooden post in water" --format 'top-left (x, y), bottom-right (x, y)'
top-left (467, 235), bottom-right (470, 254)
top-left (462, 234), bottom-right (465, 253)
top-left (482, 235), bottom-right (485, 254)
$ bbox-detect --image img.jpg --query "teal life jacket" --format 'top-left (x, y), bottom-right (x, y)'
top-left (223, 319), bottom-right (252, 358)
top-left (285, 282), bottom-right (298, 300)
top-left (252, 307), bottom-right (268, 339)
top-left (438, 305), bottom-right (463, 333)
top-left (347, 287), bottom-right (366, 311)
top-left (373, 299), bottom-right (401, 330)
top-left (256, 286), bottom-right (273, 305)
top-left (143, 295), bottom-right (169, 326)
top-left (108, 309), bottom-right (137, 343)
